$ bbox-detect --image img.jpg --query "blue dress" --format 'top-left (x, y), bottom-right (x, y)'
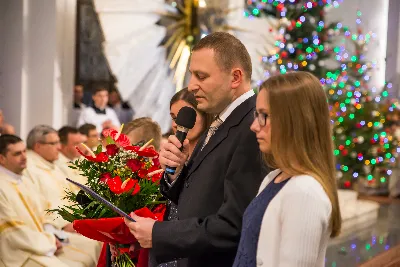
top-left (233, 175), bottom-right (290, 267)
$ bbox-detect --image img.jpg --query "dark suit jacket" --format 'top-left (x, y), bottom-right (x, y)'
top-left (152, 95), bottom-right (268, 267)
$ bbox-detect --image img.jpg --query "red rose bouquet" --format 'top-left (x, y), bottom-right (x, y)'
top-left (52, 126), bottom-right (165, 267)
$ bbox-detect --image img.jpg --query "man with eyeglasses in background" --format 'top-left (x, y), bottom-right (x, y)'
top-left (24, 125), bottom-right (101, 265)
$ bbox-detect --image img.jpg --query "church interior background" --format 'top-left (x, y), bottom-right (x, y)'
top-left (1, 0), bottom-right (400, 266)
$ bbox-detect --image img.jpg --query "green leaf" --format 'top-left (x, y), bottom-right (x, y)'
top-left (95, 144), bottom-right (103, 154)
top-left (106, 136), bottom-right (115, 145)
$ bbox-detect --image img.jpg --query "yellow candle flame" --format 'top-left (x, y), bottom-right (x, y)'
top-left (121, 178), bottom-right (131, 190)
top-left (139, 138), bottom-right (154, 151)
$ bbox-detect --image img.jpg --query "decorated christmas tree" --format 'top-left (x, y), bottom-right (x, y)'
top-left (245, 1), bottom-right (399, 194)
top-left (245, 0), bottom-right (342, 81)
top-left (326, 14), bottom-right (398, 194)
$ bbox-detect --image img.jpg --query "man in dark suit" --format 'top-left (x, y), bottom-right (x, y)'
top-left (125, 32), bottom-right (268, 267)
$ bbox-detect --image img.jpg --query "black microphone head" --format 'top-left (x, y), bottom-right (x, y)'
top-left (176, 106), bottom-right (197, 129)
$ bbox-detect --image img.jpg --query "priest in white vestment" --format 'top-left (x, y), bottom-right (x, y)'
top-left (23, 126), bottom-right (101, 265)
top-left (77, 87), bottom-right (120, 133)
top-left (0, 134), bottom-right (95, 267)
top-left (55, 126), bottom-right (88, 194)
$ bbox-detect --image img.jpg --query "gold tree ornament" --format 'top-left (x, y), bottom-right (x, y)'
top-left (158, 0), bottom-right (244, 91)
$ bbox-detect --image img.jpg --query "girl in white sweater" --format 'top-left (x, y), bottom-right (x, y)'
top-left (233, 71), bottom-right (342, 267)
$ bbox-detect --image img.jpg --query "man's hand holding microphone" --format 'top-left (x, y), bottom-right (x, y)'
top-left (122, 106), bottom-right (197, 253)
top-left (159, 106), bottom-right (197, 182)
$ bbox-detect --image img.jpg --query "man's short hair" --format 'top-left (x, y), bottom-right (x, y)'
top-left (79, 123), bottom-right (96, 136)
top-left (58, 126), bottom-right (79, 145)
top-left (192, 32), bottom-right (252, 81)
top-left (26, 125), bottom-right (57, 150)
top-left (0, 134), bottom-right (23, 155)
top-left (122, 117), bottom-right (162, 151)
top-left (92, 83), bottom-right (108, 95)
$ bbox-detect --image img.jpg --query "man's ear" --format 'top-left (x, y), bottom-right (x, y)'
top-left (0, 154), bottom-right (5, 165)
top-left (33, 142), bottom-right (40, 152)
top-left (231, 68), bottom-right (244, 89)
top-left (147, 144), bottom-right (156, 151)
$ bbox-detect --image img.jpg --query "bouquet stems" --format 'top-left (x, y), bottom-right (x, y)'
top-left (114, 252), bottom-right (135, 267)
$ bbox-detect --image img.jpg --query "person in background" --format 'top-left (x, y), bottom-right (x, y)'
top-left (109, 87), bottom-right (135, 124)
top-left (0, 134), bottom-right (87, 267)
top-left (169, 88), bottom-right (213, 156)
top-left (77, 86), bottom-right (120, 132)
top-left (78, 123), bottom-right (100, 150)
top-left (233, 72), bottom-right (341, 267)
top-left (0, 109), bottom-right (15, 135)
top-left (56, 126), bottom-right (88, 192)
top-left (122, 117), bottom-right (162, 150)
top-left (69, 84), bottom-right (87, 127)
top-left (24, 125), bottom-right (101, 265)
top-left (154, 88), bottom-right (212, 267)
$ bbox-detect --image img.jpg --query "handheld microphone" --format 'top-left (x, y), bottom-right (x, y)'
top-left (165, 106), bottom-right (197, 175)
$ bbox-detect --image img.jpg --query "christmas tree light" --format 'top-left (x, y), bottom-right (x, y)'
top-left (326, 11), bottom-right (398, 193)
top-left (246, 1), bottom-right (399, 194)
top-left (246, 0), bottom-right (343, 81)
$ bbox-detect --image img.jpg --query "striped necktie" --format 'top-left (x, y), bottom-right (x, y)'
top-left (201, 116), bottom-right (223, 150)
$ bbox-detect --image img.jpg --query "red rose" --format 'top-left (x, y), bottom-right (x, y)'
top-left (106, 144), bottom-right (119, 157)
top-left (152, 156), bottom-right (160, 168)
top-left (151, 172), bottom-right (163, 184)
top-left (137, 169), bottom-right (148, 179)
top-left (126, 159), bottom-right (141, 172)
top-left (99, 172), bottom-right (112, 183)
top-left (95, 152), bottom-right (109, 162)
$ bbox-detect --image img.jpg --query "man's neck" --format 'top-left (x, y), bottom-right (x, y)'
top-left (0, 165), bottom-right (23, 181)
top-left (112, 101), bottom-right (121, 107)
top-left (30, 150), bottom-right (55, 165)
top-left (94, 104), bottom-right (106, 110)
top-left (217, 87), bottom-right (253, 119)
top-left (60, 151), bottom-right (74, 161)
top-left (228, 85), bottom-right (251, 106)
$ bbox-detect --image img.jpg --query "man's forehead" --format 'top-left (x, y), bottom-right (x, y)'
top-left (88, 129), bottom-right (98, 135)
top-left (190, 48), bottom-right (215, 64)
top-left (7, 142), bottom-right (26, 152)
top-left (68, 132), bottom-right (82, 142)
top-left (45, 132), bottom-right (60, 141)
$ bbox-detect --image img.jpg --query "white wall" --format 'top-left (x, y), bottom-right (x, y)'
top-left (0, 0), bottom-right (76, 138)
top-left (326, 0), bottom-right (389, 91)
top-left (385, 0), bottom-right (400, 97)
top-left (0, 0), bottom-right (25, 135)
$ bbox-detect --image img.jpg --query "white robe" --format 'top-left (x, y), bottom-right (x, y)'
top-left (24, 151), bottom-right (101, 266)
top-left (55, 153), bottom-right (88, 194)
top-left (0, 166), bottom-right (92, 267)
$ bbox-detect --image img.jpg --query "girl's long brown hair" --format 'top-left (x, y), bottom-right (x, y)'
top-left (260, 71), bottom-right (341, 237)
